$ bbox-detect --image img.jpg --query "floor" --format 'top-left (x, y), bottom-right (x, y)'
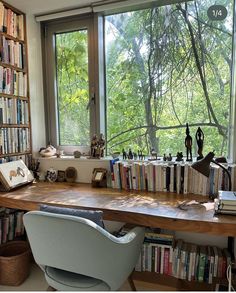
top-left (0, 263), bottom-right (171, 291)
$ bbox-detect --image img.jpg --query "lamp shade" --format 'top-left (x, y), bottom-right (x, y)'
top-left (191, 151), bottom-right (215, 177)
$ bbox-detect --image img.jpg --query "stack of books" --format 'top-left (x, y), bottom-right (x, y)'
top-left (215, 191), bottom-right (236, 215)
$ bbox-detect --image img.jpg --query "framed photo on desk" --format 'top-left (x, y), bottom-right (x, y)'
top-left (91, 168), bottom-right (107, 187)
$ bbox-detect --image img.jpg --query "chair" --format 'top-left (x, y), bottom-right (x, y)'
top-left (23, 211), bottom-right (145, 291)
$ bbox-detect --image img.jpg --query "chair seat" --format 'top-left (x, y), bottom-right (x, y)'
top-left (45, 266), bottom-right (110, 291)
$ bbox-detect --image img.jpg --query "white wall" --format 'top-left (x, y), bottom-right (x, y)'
top-left (26, 15), bottom-right (46, 155)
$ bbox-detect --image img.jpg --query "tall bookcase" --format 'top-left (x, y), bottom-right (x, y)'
top-left (0, 0), bottom-right (31, 165)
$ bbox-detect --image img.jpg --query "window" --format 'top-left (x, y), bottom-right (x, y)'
top-left (43, 17), bottom-right (96, 154)
top-left (105, 1), bottom-right (234, 158)
top-left (43, 0), bottom-right (235, 160)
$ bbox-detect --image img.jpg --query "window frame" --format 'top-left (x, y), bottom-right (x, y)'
top-left (42, 14), bottom-right (105, 155)
top-left (41, 0), bottom-right (236, 161)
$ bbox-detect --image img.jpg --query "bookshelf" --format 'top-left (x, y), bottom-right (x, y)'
top-left (0, 0), bottom-right (31, 164)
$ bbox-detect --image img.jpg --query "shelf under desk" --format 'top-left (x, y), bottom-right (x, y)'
top-left (0, 181), bottom-right (235, 237)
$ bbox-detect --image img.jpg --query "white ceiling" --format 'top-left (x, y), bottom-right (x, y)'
top-left (6, 0), bottom-right (99, 15)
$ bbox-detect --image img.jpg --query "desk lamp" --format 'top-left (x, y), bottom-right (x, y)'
top-left (191, 151), bottom-right (232, 191)
top-left (191, 151), bottom-right (234, 260)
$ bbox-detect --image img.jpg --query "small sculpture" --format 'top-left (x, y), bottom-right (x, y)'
top-left (167, 153), bottom-right (172, 161)
top-left (91, 134), bottom-right (98, 158)
top-left (39, 145), bottom-right (57, 157)
top-left (98, 133), bottom-right (105, 158)
top-left (176, 152), bottom-right (183, 161)
top-left (74, 151), bottom-right (81, 158)
top-left (150, 148), bottom-right (157, 160)
top-left (138, 150), bottom-right (144, 160)
top-left (196, 127), bottom-right (204, 161)
top-left (128, 148), bottom-right (133, 160)
top-left (133, 152), bottom-right (137, 160)
top-left (163, 153), bottom-right (167, 161)
top-left (185, 123), bottom-right (192, 161)
top-left (122, 149), bottom-right (127, 160)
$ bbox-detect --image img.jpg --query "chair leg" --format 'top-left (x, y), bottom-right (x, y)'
top-left (128, 275), bottom-right (136, 291)
top-left (47, 286), bottom-right (56, 291)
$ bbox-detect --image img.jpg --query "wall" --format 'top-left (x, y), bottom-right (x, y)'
top-left (26, 15), bottom-right (46, 155)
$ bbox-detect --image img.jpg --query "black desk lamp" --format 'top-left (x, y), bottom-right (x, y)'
top-left (191, 151), bottom-right (232, 191)
top-left (192, 151), bottom-right (234, 259)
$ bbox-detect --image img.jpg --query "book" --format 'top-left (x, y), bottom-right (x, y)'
top-left (218, 191), bottom-right (236, 205)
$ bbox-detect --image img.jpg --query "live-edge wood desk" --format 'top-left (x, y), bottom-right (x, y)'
top-left (0, 181), bottom-right (235, 290)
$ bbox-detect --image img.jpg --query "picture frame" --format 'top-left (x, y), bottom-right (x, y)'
top-left (57, 170), bottom-right (65, 182)
top-left (91, 168), bottom-right (107, 187)
top-left (0, 160), bottom-right (34, 191)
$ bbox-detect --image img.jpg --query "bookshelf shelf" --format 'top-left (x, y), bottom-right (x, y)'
top-left (0, 151), bottom-right (31, 158)
top-left (0, 62), bottom-right (26, 72)
top-left (0, 1), bottom-right (31, 164)
top-left (0, 31), bottom-right (25, 43)
top-left (0, 93), bottom-right (28, 100)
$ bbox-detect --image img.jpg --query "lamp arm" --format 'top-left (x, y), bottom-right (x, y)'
top-left (212, 159), bottom-right (232, 191)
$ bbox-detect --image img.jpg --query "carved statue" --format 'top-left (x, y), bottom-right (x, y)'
top-left (185, 123), bottom-right (192, 161)
top-left (195, 127), bottom-right (204, 161)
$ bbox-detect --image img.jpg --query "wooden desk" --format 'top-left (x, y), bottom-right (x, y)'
top-left (0, 181), bottom-right (234, 291)
top-left (0, 181), bottom-right (235, 237)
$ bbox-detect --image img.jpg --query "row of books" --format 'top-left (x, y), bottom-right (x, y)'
top-left (0, 154), bottom-right (31, 165)
top-left (134, 231), bottom-right (231, 284)
top-left (0, 127), bottom-right (30, 154)
top-left (0, 36), bottom-right (25, 68)
top-left (110, 160), bottom-right (236, 196)
top-left (0, 66), bottom-right (27, 97)
top-left (0, 208), bottom-right (25, 244)
top-left (0, 96), bottom-right (29, 124)
top-left (0, 2), bottom-right (24, 40)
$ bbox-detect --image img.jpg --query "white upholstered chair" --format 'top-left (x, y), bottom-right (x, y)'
top-left (23, 211), bottom-right (145, 291)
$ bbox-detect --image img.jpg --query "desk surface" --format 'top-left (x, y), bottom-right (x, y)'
top-left (0, 181), bottom-right (235, 236)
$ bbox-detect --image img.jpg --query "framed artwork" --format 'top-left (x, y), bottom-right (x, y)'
top-left (0, 160), bottom-right (34, 191)
top-left (91, 168), bottom-right (107, 187)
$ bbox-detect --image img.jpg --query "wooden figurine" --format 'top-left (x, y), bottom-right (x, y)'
top-left (196, 127), bottom-right (204, 161)
top-left (185, 123), bottom-right (192, 161)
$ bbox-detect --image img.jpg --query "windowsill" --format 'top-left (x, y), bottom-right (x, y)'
top-left (38, 156), bottom-right (113, 162)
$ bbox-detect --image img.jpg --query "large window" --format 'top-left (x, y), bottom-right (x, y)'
top-left (105, 0), bottom-right (234, 158)
top-left (43, 0), bottom-right (235, 159)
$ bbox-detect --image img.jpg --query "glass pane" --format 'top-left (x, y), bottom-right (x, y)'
top-left (105, 0), bottom-right (233, 158)
top-left (55, 30), bottom-right (89, 146)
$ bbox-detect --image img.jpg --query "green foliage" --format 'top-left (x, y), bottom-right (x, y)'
top-left (105, 0), bottom-right (232, 158)
top-left (56, 30), bottom-right (89, 146)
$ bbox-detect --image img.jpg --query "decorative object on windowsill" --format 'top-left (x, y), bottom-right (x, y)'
top-left (185, 123), bottom-right (192, 161)
top-left (56, 150), bottom-right (64, 158)
top-left (46, 167), bottom-right (57, 183)
top-left (195, 127), bottom-right (204, 161)
top-left (191, 151), bottom-right (232, 196)
top-left (138, 150), bottom-right (145, 160)
top-left (122, 148), bottom-right (127, 160)
top-left (175, 151), bottom-right (183, 161)
top-left (90, 133), bottom-right (106, 158)
top-left (163, 153), bottom-right (167, 161)
top-left (65, 167), bottom-right (77, 183)
top-left (74, 150), bottom-right (82, 158)
top-left (39, 145), bottom-right (57, 158)
top-left (150, 148), bottom-right (157, 160)
top-left (57, 170), bottom-right (66, 182)
top-left (91, 168), bottom-right (107, 188)
top-left (167, 153), bottom-right (172, 161)
top-left (128, 148), bottom-right (133, 160)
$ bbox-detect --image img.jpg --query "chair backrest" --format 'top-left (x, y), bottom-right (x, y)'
top-left (23, 211), bottom-right (145, 290)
